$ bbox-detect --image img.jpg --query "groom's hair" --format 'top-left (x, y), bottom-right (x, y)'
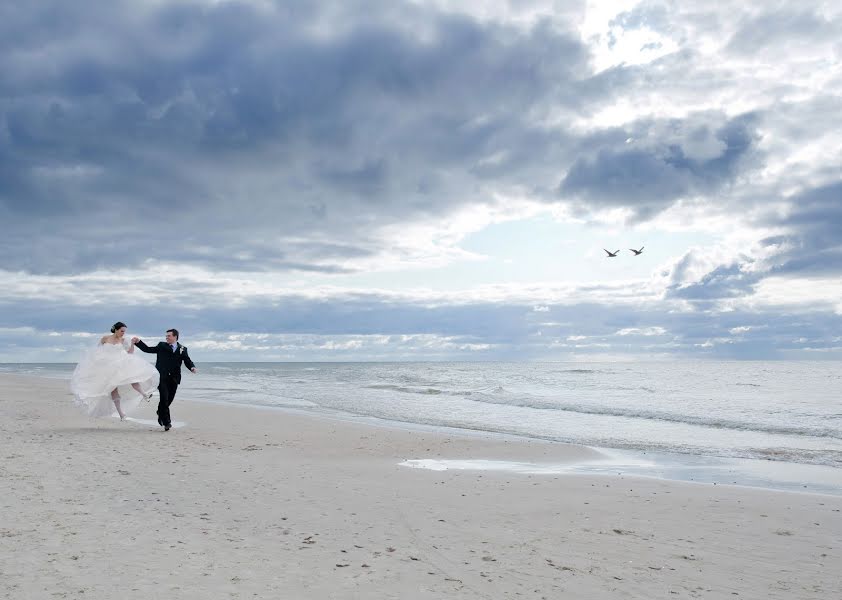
top-left (167, 328), bottom-right (179, 340)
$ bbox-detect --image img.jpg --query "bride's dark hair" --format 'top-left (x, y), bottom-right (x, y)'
top-left (110, 321), bottom-right (127, 333)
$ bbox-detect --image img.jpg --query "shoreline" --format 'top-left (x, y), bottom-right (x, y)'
top-left (193, 395), bottom-right (842, 497)
top-left (8, 370), bottom-right (842, 496)
top-left (3, 362), bottom-right (840, 472)
top-left (3, 372), bottom-right (841, 598)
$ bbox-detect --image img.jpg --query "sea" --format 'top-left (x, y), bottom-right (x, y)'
top-left (4, 360), bottom-right (841, 495)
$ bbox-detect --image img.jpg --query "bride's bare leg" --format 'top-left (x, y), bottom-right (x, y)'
top-left (111, 389), bottom-right (126, 420)
top-left (131, 382), bottom-right (151, 400)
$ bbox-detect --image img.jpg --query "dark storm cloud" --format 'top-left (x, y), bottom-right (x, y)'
top-left (560, 114), bottom-right (758, 221)
top-left (652, 177), bottom-right (842, 308)
top-left (762, 181), bottom-right (842, 277)
top-left (1, 0), bottom-right (776, 275)
top-left (0, 0), bottom-right (598, 274)
top-left (667, 263), bottom-right (761, 302)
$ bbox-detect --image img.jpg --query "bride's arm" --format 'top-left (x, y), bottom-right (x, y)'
top-left (127, 339), bottom-right (136, 354)
top-left (99, 335), bottom-right (109, 345)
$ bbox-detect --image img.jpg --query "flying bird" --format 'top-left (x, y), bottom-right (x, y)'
top-left (603, 249), bottom-right (620, 257)
top-left (629, 247), bottom-right (644, 255)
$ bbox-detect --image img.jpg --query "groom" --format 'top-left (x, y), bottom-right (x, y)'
top-left (132, 329), bottom-right (197, 431)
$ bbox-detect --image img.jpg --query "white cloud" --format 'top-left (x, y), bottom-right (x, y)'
top-left (744, 277), bottom-right (842, 314)
top-left (615, 326), bottom-right (667, 336)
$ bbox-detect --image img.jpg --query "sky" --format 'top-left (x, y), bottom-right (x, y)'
top-left (1, 0), bottom-right (841, 362)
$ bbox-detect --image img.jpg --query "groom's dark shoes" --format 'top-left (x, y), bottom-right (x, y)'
top-left (164, 424), bottom-right (171, 431)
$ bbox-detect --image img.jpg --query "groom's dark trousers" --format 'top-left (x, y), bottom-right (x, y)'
top-left (135, 340), bottom-right (195, 427)
top-left (157, 375), bottom-right (179, 427)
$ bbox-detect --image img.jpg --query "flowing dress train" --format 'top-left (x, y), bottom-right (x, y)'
top-left (70, 339), bottom-right (160, 418)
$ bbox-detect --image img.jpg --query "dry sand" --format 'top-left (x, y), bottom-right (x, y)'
top-left (1, 373), bottom-right (840, 599)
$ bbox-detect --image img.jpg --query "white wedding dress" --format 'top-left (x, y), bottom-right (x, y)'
top-left (70, 338), bottom-right (160, 418)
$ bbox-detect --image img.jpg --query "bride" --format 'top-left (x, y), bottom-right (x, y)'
top-left (70, 321), bottom-right (160, 420)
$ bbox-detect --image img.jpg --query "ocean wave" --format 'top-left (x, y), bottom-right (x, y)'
top-left (366, 383), bottom-right (456, 396)
top-left (747, 447), bottom-right (842, 464)
top-left (362, 380), bottom-right (840, 440)
top-left (593, 441), bottom-right (842, 469)
top-left (190, 386), bottom-right (253, 393)
top-left (364, 383), bottom-right (506, 397)
top-left (466, 394), bottom-right (842, 440)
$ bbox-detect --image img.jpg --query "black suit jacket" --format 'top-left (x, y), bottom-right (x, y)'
top-left (136, 340), bottom-right (196, 384)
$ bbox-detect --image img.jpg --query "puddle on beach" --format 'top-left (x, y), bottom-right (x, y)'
top-left (400, 450), bottom-right (842, 497)
top-left (400, 456), bottom-right (655, 475)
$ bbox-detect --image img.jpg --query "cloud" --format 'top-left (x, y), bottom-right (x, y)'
top-left (615, 327), bottom-right (667, 336)
top-left (2, 1), bottom-right (842, 360)
top-left (726, 8), bottom-right (841, 55)
top-left (656, 178), bottom-right (842, 308)
top-left (763, 182), bottom-right (842, 277)
top-left (729, 326), bottom-right (752, 334)
top-left (667, 262), bottom-right (760, 302)
top-left (0, 0), bottom-right (783, 276)
top-left (0, 0), bottom-right (595, 274)
top-left (1, 265), bottom-right (840, 362)
top-left (560, 113), bottom-right (759, 221)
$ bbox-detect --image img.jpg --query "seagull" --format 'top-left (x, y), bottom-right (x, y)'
top-left (629, 246), bottom-right (644, 255)
top-left (603, 249), bottom-right (620, 258)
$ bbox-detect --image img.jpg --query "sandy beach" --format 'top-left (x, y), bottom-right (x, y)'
top-left (1, 373), bottom-right (839, 599)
